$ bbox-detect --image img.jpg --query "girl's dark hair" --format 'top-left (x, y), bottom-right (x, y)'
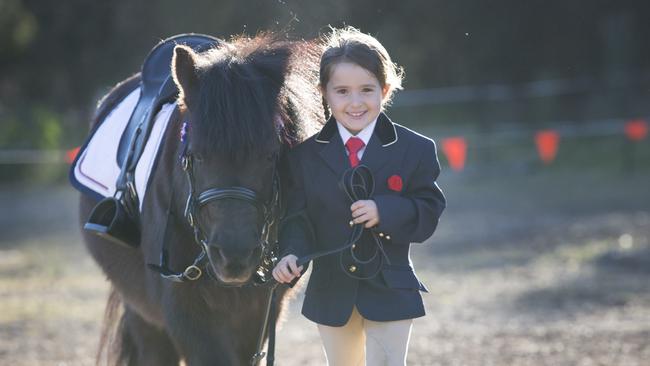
top-left (319, 26), bottom-right (404, 108)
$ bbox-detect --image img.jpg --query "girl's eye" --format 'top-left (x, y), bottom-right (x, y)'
top-left (362, 88), bottom-right (374, 93)
top-left (336, 89), bottom-right (348, 95)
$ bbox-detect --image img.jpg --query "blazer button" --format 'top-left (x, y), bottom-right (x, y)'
top-left (349, 220), bottom-right (354, 227)
top-left (378, 232), bottom-right (385, 237)
top-left (348, 265), bottom-right (357, 273)
top-left (386, 235), bottom-right (391, 240)
top-left (351, 243), bottom-right (356, 249)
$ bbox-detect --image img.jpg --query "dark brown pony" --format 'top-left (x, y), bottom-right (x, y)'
top-left (80, 34), bottom-right (323, 365)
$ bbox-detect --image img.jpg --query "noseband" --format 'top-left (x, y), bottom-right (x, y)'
top-left (148, 128), bottom-right (280, 287)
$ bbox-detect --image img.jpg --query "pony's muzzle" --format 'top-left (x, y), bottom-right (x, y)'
top-left (206, 242), bottom-right (261, 281)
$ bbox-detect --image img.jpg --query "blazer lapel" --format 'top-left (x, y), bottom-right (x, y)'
top-left (318, 133), bottom-right (350, 177)
top-left (359, 133), bottom-right (391, 173)
top-left (359, 113), bottom-right (398, 173)
top-left (316, 117), bottom-right (350, 177)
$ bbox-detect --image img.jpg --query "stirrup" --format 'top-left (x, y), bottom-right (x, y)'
top-left (84, 197), bottom-right (140, 248)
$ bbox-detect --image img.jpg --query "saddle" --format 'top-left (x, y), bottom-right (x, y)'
top-left (84, 34), bottom-right (221, 248)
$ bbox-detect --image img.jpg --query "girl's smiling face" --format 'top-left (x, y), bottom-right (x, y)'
top-left (323, 62), bottom-right (389, 135)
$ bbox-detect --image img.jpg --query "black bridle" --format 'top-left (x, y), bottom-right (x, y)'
top-left (181, 151), bottom-right (280, 285)
top-left (151, 156), bottom-right (279, 285)
top-left (148, 124), bottom-right (281, 286)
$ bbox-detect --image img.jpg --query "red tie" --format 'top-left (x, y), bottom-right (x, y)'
top-left (345, 137), bottom-right (365, 167)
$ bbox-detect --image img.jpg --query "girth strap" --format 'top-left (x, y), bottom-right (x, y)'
top-left (147, 180), bottom-right (207, 282)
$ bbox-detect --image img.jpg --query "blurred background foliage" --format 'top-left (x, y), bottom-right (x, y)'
top-left (0, 0), bottom-right (649, 181)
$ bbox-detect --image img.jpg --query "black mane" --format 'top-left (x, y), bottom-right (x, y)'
top-left (188, 34), bottom-right (323, 159)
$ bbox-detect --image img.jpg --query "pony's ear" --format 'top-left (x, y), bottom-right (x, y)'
top-left (172, 45), bottom-right (199, 109)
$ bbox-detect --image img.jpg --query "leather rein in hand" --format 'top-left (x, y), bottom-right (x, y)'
top-left (296, 165), bottom-right (391, 280)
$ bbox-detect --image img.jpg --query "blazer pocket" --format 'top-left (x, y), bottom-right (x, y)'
top-left (381, 266), bottom-right (428, 292)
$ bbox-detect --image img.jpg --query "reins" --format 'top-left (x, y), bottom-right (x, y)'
top-left (296, 165), bottom-right (391, 280)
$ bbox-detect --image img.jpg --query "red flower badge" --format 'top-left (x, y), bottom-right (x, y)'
top-left (387, 175), bottom-right (403, 192)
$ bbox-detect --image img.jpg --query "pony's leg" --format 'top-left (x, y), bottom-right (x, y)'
top-left (167, 287), bottom-right (290, 366)
top-left (167, 322), bottom-right (238, 366)
top-left (162, 297), bottom-right (247, 365)
top-left (122, 307), bottom-right (180, 366)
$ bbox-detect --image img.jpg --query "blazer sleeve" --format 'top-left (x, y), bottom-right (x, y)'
top-left (373, 139), bottom-right (446, 244)
top-left (278, 150), bottom-right (314, 259)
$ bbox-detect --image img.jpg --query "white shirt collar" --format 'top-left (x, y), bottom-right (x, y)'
top-left (336, 118), bottom-right (377, 147)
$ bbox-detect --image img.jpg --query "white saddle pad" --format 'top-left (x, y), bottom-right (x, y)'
top-left (70, 87), bottom-right (176, 211)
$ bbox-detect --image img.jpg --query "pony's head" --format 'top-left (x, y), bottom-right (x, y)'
top-left (171, 34), bottom-right (322, 285)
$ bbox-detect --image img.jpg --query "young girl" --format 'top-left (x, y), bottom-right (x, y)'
top-left (273, 27), bottom-right (446, 366)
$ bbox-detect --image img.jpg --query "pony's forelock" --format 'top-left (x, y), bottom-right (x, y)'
top-left (184, 33), bottom-right (323, 160)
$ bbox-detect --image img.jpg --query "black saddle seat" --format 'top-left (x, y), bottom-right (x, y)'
top-left (116, 34), bottom-right (222, 172)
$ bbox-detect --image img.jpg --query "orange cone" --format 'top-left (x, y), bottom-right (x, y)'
top-left (441, 137), bottom-right (467, 172)
top-left (65, 146), bottom-right (81, 164)
top-left (624, 119), bottom-right (648, 141)
top-left (535, 130), bottom-right (560, 164)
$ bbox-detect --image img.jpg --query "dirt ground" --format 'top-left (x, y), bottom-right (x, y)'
top-left (1, 169), bottom-right (649, 365)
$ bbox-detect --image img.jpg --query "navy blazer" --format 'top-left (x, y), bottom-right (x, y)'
top-left (279, 113), bottom-right (446, 326)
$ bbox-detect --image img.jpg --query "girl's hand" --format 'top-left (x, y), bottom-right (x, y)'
top-left (350, 199), bottom-right (380, 228)
top-left (272, 254), bottom-right (303, 283)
